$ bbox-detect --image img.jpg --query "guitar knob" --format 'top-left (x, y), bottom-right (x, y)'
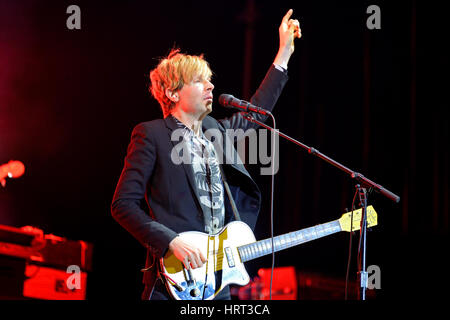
top-left (190, 288), bottom-right (201, 297)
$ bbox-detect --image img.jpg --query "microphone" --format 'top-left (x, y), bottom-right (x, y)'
top-left (218, 94), bottom-right (271, 116)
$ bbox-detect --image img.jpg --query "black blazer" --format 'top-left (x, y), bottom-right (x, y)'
top-left (111, 64), bottom-right (288, 286)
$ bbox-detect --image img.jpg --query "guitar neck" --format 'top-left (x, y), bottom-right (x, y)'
top-left (238, 220), bottom-right (342, 263)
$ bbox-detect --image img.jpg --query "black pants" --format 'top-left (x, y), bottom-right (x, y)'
top-left (142, 278), bottom-right (231, 300)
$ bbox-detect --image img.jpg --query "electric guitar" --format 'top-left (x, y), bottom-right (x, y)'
top-left (160, 206), bottom-right (378, 300)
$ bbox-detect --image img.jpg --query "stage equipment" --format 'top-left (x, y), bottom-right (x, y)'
top-left (218, 94), bottom-right (271, 115)
top-left (0, 160), bottom-right (25, 187)
top-left (242, 113), bottom-right (399, 300)
top-left (0, 224), bottom-right (93, 300)
top-left (231, 266), bottom-right (298, 300)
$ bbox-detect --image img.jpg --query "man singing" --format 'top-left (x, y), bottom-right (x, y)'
top-left (111, 9), bottom-right (301, 300)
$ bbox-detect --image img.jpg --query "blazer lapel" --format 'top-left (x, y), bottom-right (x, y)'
top-left (164, 116), bottom-right (203, 208)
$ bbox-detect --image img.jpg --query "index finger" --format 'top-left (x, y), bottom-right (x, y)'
top-left (200, 250), bottom-right (207, 263)
top-left (183, 257), bottom-right (191, 270)
top-left (282, 9), bottom-right (293, 23)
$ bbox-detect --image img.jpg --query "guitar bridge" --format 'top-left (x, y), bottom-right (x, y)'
top-left (224, 247), bottom-right (235, 268)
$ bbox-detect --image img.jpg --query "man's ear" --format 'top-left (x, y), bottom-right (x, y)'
top-left (165, 88), bottom-right (179, 103)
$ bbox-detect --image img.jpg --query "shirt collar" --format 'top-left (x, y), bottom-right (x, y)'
top-left (170, 115), bottom-right (206, 140)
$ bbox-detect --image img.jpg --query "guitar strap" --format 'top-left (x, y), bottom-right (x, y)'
top-left (219, 164), bottom-right (241, 222)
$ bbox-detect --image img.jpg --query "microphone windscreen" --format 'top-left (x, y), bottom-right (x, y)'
top-left (218, 94), bottom-right (234, 107)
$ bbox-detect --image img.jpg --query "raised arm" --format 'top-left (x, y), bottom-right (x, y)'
top-left (273, 9), bottom-right (302, 69)
top-left (219, 9), bottom-right (301, 132)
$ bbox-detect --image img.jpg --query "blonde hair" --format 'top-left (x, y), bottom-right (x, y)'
top-left (149, 48), bottom-right (213, 117)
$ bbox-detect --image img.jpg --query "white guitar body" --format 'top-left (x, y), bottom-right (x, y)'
top-left (159, 206), bottom-right (378, 300)
top-left (159, 221), bottom-right (256, 300)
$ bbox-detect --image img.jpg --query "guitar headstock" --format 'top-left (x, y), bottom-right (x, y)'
top-left (338, 205), bottom-right (378, 232)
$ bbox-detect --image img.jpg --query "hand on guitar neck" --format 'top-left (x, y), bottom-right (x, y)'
top-left (169, 236), bottom-right (207, 269)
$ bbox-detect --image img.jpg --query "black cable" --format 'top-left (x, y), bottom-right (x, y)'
top-left (345, 188), bottom-right (359, 300)
top-left (356, 188), bottom-right (367, 296)
top-left (268, 113), bottom-right (276, 300)
top-left (241, 112), bottom-right (277, 300)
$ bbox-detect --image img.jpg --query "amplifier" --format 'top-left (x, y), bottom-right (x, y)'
top-left (0, 224), bottom-right (93, 272)
top-left (0, 224), bottom-right (92, 300)
top-left (230, 266), bottom-right (298, 300)
top-left (23, 264), bottom-right (87, 300)
top-left (0, 255), bottom-right (87, 300)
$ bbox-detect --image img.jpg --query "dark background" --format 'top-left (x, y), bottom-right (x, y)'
top-left (0, 0), bottom-right (448, 300)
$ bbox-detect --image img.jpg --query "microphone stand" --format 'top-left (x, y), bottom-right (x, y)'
top-left (242, 113), bottom-right (400, 300)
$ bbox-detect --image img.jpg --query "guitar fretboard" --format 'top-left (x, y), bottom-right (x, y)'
top-left (237, 220), bottom-right (342, 262)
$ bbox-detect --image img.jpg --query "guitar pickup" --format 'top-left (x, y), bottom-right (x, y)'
top-left (224, 247), bottom-right (235, 268)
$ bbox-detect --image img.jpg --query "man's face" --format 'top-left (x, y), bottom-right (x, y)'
top-left (176, 75), bottom-right (214, 118)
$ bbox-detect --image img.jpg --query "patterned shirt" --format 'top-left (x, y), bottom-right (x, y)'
top-left (171, 115), bottom-right (225, 234)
